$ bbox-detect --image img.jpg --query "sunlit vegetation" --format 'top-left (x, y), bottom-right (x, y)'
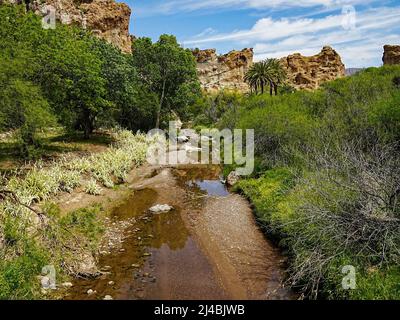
top-left (1, 3), bottom-right (400, 301)
top-left (213, 66), bottom-right (400, 299)
top-left (0, 129), bottom-right (151, 299)
top-left (0, 5), bottom-right (200, 158)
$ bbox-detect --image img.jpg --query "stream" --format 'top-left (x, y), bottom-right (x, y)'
top-left (66, 150), bottom-right (293, 300)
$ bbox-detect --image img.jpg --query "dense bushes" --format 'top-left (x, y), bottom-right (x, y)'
top-left (0, 5), bottom-right (199, 157)
top-left (230, 66), bottom-right (400, 299)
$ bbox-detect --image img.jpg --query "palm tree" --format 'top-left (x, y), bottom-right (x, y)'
top-left (244, 58), bottom-right (287, 96)
top-left (244, 60), bottom-right (272, 95)
top-left (268, 58), bottom-right (287, 95)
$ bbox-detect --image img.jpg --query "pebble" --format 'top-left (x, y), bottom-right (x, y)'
top-left (143, 252), bottom-right (151, 257)
top-left (131, 264), bottom-right (140, 268)
top-left (61, 282), bottom-right (73, 288)
top-left (87, 289), bottom-right (96, 295)
top-left (119, 248), bottom-right (126, 252)
top-left (108, 281), bottom-right (115, 286)
top-left (103, 295), bottom-right (113, 300)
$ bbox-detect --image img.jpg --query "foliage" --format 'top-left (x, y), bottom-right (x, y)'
top-left (232, 65), bottom-right (400, 299)
top-left (244, 58), bottom-right (287, 95)
top-left (0, 6), bottom-right (55, 157)
top-left (132, 35), bottom-right (201, 128)
top-left (0, 128), bottom-right (149, 299)
top-left (0, 5), bottom-right (173, 144)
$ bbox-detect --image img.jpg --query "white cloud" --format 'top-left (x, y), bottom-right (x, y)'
top-left (193, 27), bottom-right (218, 38)
top-left (183, 6), bottom-right (400, 67)
top-left (149, 0), bottom-right (372, 14)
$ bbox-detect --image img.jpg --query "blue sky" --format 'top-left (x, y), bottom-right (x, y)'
top-left (125, 0), bottom-right (400, 68)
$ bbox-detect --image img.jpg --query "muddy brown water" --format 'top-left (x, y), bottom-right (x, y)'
top-left (65, 165), bottom-right (293, 300)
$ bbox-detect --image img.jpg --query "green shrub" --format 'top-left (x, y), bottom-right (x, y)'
top-left (0, 239), bottom-right (48, 300)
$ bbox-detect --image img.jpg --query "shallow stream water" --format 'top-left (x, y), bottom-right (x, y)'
top-left (66, 164), bottom-right (292, 300)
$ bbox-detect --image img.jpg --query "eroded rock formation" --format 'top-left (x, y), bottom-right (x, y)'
top-left (4, 0), bottom-right (132, 53)
top-left (280, 46), bottom-right (346, 90)
top-left (383, 45), bottom-right (400, 65)
top-left (193, 46), bottom-right (345, 92)
top-left (193, 48), bottom-right (253, 93)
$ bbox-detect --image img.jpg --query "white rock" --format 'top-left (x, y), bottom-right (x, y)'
top-left (177, 135), bottom-right (189, 143)
top-left (180, 129), bottom-right (199, 141)
top-left (227, 170), bottom-right (240, 186)
top-left (108, 281), bottom-right (115, 286)
top-left (103, 295), bottom-right (113, 300)
top-left (40, 276), bottom-right (50, 288)
top-left (184, 144), bottom-right (202, 152)
top-left (87, 289), bottom-right (95, 295)
top-left (62, 282), bottom-right (73, 288)
top-left (149, 204), bottom-right (173, 213)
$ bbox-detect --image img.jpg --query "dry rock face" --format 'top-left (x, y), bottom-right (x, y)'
top-left (193, 46), bottom-right (345, 92)
top-left (5, 0), bottom-right (132, 53)
top-left (383, 45), bottom-right (400, 65)
top-left (280, 46), bottom-right (346, 90)
top-left (193, 48), bottom-right (253, 93)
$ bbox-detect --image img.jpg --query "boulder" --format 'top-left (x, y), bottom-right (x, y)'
top-left (149, 204), bottom-right (173, 213)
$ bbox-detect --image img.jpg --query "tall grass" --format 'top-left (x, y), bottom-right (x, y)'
top-left (0, 128), bottom-right (152, 299)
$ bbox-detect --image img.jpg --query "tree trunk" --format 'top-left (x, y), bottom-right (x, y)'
top-left (261, 81), bottom-right (264, 94)
top-left (82, 108), bottom-right (94, 139)
top-left (269, 81), bottom-right (273, 96)
top-left (274, 84), bottom-right (278, 96)
top-left (156, 77), bottom-right (167, 129)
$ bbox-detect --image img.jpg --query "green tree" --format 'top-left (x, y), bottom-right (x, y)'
top-left (91, 38), bottom-right (158, 132)
top-left (0, 5), bottom-right (54, 156)
top-left (132, 35), bottom-right (200, 128)
top-left (34, 27), bottom-right (111, 138)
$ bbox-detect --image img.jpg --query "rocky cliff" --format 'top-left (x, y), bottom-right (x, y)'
top-left (383, 45), bottom-right (400, 65)
top-left (193, 46), bottom-right (345, 92)
top-left (193, 48), bottom-right (253, 93)
top-left (280, 46), bottom-right (346, 90)
top-left (4, 0), bottom-right (132, 53)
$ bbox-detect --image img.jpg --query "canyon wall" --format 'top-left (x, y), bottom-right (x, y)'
top-left (383, 45), bottom-right (400, 65)
top-left (193, 48), bottom-right (253, 93)
top-left (279, 46), bottom-right (346, 90)
top-left (193, 46), bottom-right (346, 92)
top-left (4, 0), bottom-right (132, 53)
